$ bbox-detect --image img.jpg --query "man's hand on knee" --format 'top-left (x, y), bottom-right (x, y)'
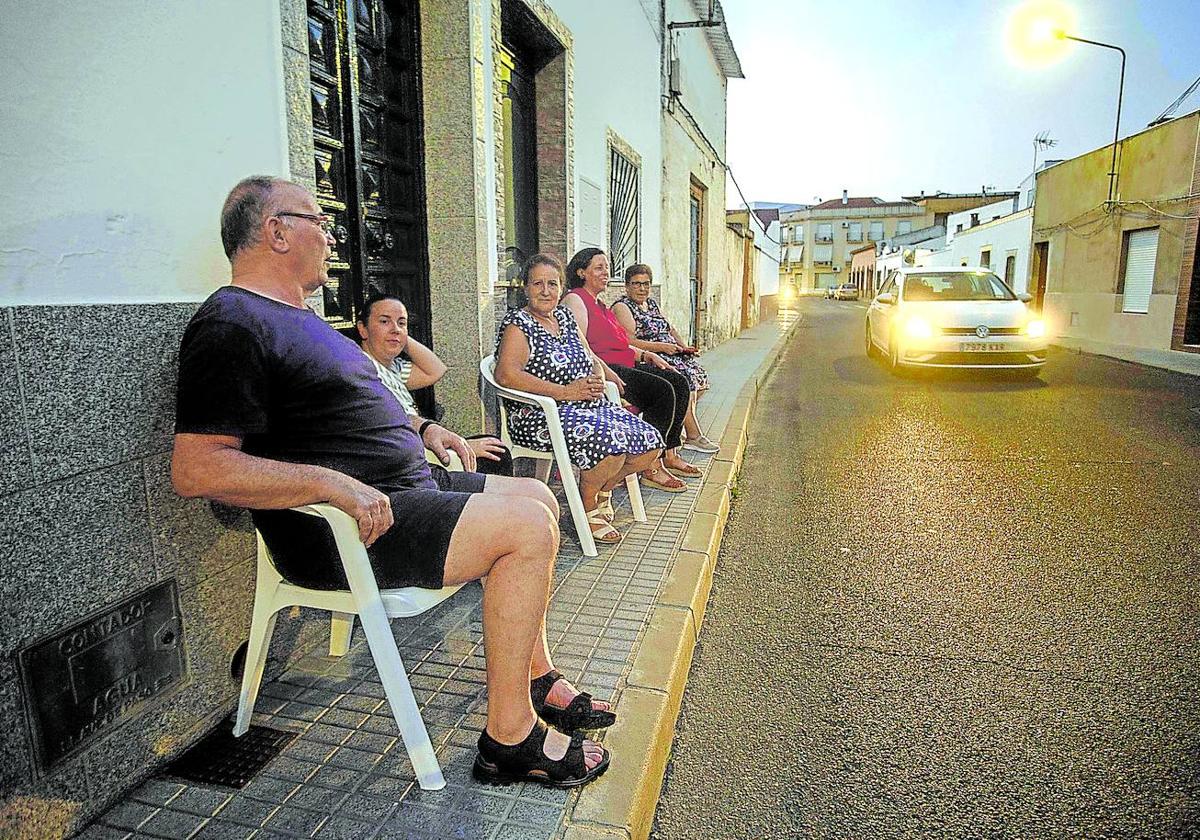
top-left (327, 475), bottom-right (394, 546)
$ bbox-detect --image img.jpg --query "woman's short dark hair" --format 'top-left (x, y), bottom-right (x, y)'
top-left (624, 263), bottom-right (653, 283)
top-left (220, 175), bottom-right (286, 260)
top-left (520, 253), bottom-right (564, 285)
top-left (358, 291), bottom-right (405, 324)
top-left (565, 248), bottom-right (606, 290)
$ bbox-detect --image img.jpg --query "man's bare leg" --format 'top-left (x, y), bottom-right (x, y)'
top-left (441, 493), bottom-right (603, 767)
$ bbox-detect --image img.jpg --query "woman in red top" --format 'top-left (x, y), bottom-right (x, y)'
top-left (562, 248), bottom-right (698, 492)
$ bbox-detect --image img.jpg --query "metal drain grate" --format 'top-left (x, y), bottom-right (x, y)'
top-left (165, 722), bottom-right (296, 788)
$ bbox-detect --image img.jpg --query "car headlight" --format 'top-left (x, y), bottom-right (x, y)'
top-left (1023, 319), bottom-right (1046, 338)
top-left (904, 316), bottom-right (935, 340)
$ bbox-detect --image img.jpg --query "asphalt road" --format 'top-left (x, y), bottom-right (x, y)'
top-left (651, 298), bottom-right (1200, 840)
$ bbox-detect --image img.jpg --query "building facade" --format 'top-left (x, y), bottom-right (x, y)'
top-left (779, 193), bottom-right (925, 294)
top-left (1034, 110), bottom-right (1200, 361)
top-left (0, 1), bottom-right (742, 835)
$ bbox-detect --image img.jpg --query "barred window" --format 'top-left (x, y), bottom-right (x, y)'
top-left (609, 147), bottom-right (641, 274)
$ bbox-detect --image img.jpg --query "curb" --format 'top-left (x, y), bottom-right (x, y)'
top-left (566, 314), bottom-right (800, 840)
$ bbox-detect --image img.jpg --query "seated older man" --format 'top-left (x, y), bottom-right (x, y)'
top-left (357, 291), bottom-right (513, 476)
top-left (171, 176), bottom-right (611, 788)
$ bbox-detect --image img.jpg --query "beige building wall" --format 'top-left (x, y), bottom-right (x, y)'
top-left (1035, 112), bottom-right (1200, 355)
top-left (780, 204), bottom-right (924, 294)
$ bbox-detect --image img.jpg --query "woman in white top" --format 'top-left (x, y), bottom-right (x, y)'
top-left (357, 292), bottom-right (512, 476)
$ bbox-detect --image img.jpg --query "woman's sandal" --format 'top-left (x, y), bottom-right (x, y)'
top-left (595, 490), bottom-right (615, 522)
top-left (531, 669), bottom-right (618, 731)
top-left (474, 719), bottom-right (609, 788)
top-left (586, 509), bottom-right (621, 544)
top-left (666, 461), bottom-right (702, 478)
top-left (640, 467), bottom-right (687, 493)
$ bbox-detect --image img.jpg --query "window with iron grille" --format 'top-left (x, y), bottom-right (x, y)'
top-left (848, 222), bottom-right (863, 242)
top-left (609, 147), bottom-right (641, 274)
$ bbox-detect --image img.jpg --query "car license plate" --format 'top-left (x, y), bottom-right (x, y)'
top-left (959, 342), bottom-right (1005, 352)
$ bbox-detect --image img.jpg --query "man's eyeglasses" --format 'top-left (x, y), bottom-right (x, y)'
top-left (275, 212), bottom-right (336, 234)
top-left (627, 280), bottom-right (652, 288)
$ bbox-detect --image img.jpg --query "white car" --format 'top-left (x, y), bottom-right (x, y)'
top-left (865, 267), bottom-right (1047, 374)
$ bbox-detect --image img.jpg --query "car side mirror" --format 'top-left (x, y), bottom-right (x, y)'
top-left (1017, 292), bottom-right (1033, 303)
top-left (876, 293), bottom-right (895, 305)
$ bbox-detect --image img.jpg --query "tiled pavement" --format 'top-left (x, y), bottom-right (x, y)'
top-left (76, 312), bottom-right (797, 840)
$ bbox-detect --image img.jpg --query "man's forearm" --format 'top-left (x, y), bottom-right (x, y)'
top-left (173, 443), bottom-right (350, 509)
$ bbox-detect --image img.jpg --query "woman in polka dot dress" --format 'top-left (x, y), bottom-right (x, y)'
top-left (495, 253), bottom-right (664, 544)
top-left (612, 263), bottom-right (719, 454)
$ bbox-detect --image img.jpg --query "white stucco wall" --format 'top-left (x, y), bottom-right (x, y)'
top-left (549, 0), bottom-right (663, 272)
top-left (946, 197), bottom-right (1021, 241)
top-left (757, 220), bottom-right (781, 296)
top-left (0, 2), bottom-right (289, 305)
top-left (664, 0), bottom-right (729, 159)
top-left (944, 209), bottom-right (1033, 292)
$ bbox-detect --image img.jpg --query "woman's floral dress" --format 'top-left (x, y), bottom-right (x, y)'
top-left (614, 296), bottom-right (710, 392)
top-left (496, 307), bottom-right (663, 470)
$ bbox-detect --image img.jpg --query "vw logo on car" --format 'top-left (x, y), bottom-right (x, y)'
top-left (975, 325), bottom-right (990, 339)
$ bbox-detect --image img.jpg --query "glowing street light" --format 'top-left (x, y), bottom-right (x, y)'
top-left (1007, 0), bottom-right (1127, 204)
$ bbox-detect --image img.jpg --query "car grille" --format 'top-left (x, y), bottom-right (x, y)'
top-left (925, 352), bottom-right (1045, 365)
top-left (940, 326), bottom-right (1022, 335)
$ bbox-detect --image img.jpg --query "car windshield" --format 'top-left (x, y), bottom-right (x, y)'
top-left (901, 272), bottom-right (1015, 302)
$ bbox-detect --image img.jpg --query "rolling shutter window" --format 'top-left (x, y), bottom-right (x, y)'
top-left (813, 243), bottom-right (833, 263)
top-left (1122, 228), bottom-right (1159, 314)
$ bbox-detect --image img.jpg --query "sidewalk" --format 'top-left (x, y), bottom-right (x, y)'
top-left (77, 310), bottom-right (800, 840)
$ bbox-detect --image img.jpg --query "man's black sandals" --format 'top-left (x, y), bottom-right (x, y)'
top-left (474, 719), bottom-right (610, 788)
top-left (530, 670), bottom-right (617, 731)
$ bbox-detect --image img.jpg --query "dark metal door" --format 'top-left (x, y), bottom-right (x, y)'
top-left (306, 0), bottom-right (432, 351)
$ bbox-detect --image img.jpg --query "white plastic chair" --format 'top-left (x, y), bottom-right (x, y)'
top-left (480, 354), bottom-right (646, 557)
top-left (233, 503), bottom-right (463, 790)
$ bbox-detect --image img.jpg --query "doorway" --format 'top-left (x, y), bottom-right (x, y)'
top-left (1183, 226), bottom-right (1200, 346)
top-left (689, 181), bottom-right (706, 346)
top-left (1031, 241), bottom-right (1049, 311)
top-left (306, 0), bottom-right (432, 349)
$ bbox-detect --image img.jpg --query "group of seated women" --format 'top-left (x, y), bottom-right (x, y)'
top-left (494, 249), bottom-right (715, 545)
top-left (362, 248), bottom-right (716, 548)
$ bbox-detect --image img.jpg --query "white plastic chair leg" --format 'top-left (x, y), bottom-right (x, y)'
top-left (353, 594), bottom-right (445, 789)
top-left (234, 608), bottom-right (280, 736)
top-left (329, 612), bottom-right (354, 656)
top-left (626, 472), bottom-right (647, 522)
top-left (555, 447), bottom-right (596, 557)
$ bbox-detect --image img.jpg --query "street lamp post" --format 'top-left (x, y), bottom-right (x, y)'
top-left (1057, 31), bottom-right (1126, 204)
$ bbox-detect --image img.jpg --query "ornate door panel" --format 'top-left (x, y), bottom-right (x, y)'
top-left (306, 0), bottom-right (432, 350)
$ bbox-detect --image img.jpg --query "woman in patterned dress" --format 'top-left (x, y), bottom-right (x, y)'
top-left (612, 264), bottom-right (719, 454)
top-left (495, 254), bottom-right (664, 544)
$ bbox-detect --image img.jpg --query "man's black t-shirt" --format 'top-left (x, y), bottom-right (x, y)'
top-left (175, 285), bottom-right (434, 492)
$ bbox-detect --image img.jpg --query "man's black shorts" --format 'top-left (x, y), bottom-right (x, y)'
top-left (253, 466), bottom-right (488, 590)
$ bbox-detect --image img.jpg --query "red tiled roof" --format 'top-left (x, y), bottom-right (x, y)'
top-left (810, 197), bottom-right (917, 210)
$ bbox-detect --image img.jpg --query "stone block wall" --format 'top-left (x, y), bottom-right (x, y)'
top-left (0, 303), bottom-right (323, 839)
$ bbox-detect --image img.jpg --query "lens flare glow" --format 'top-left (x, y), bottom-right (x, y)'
top-left (1005, 0), bottom-right (1075, 67)
top-left (1024, 318), bottom-right (1047, 338)
top-left (904, 316), bottom-right (935, 341)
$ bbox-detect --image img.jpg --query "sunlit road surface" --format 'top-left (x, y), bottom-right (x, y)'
top-left (652, 297), bottom-right (1200, 839)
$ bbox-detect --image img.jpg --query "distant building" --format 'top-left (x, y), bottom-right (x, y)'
top-left (1034, 109), bottom-right (1200, 364)
top-left (727, 208), bottom-right (782, 324)
top-left (780, 192), bottom-right (925, 294)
